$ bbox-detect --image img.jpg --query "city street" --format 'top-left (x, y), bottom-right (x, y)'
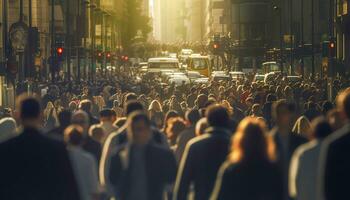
top-left (0, 0), bottom-right (350, 200)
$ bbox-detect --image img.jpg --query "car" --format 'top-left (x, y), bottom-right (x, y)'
top-left (147, 57), bottom-right (180, 74)
top-left (168, 74), bottom-right (190, 86)
top-left (253, 74), bottom-right (265, 82)
top-left (211, 71), bottom-right (230, 81)
top-left (187, 71), bottom-right (202, 82)
top-left (194, 77), bottom-right (209, 84)
top-left (229, 71), bottom-right (246, 81)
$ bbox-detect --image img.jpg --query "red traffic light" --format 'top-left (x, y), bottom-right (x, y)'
top-left (106, 52), bottom-right (111, 58)
top-left (213, 44), bottom-right (219, 49)
top-left (98, 52), bottom-right (102, 57)
top-left (124, 56), bottom-right (129, 61)
top-left (56, 47), bottom-right (63, 55)
top-left (329, 42), bottom-right (335, 48)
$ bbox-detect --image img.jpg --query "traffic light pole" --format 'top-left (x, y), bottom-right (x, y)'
top-left (66, 0), bottom-right (71, 83)
top-left (50, 0), bottom-right (55, 83)
top-left (311, 0), bottom-right (315, 80)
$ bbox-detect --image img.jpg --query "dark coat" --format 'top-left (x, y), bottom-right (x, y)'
top-left (271, 127), bottom-right (307, 200)
top-left (0, 127), bottom-right (80, 200)
top-left (83, 136), bottom-right (102, 164)
top-left (210, 161), bottom-right (284, 200)
top-left (173, 127), bottom-right (231, 200)
top-left (321, 124), bottom-right (350, 200)
top-left (109, 144), bottom-right (177, 200)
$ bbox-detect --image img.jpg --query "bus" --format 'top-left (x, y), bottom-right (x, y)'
top-left (187, 55), bottom-right (211, 77)
top-left (262, 62), bottom-right (281, 74)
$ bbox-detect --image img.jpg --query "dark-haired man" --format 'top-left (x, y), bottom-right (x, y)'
top-left (0, 95), bottom-right (80, 200)
top-left (109, 112), bottom-right (177, 200)
top-left (173, 105), bottom-right (231, 200)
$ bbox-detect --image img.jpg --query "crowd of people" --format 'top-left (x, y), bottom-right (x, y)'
top-left (0, 69), bottom-right (350, 200)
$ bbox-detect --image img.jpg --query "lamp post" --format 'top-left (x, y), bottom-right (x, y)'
top-left (273, 5), bottom-right (284, 72)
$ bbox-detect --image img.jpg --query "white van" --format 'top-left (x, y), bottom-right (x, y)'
top-left (147, 57), bottom-right (180, 74)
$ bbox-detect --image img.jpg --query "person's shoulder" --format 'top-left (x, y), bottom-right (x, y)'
top-left (187, 133), bottom-right (211, 147)
top-left (322, 124), bottom-right (350, 150)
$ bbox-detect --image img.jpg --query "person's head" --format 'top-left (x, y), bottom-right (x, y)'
top-left (127, 112), bottom-right (152, 146)
top-left (229, 117), bottom-right (276, 163)
top-left (195, 117), bottom-right (209, 136)
top-left (113, 100), bottom-right (120, 108)
top-left (292, 116), bottom-right (311, 138)
top-left (166, 117), bottom-right (186, 142)
top-left (124, 93), bottom-right (137, 104)
top-left (17, 95), bottom-right (41, 127)
top-left (322, 101), bottom-right (334, 115)
top-left (99, 109), bottom-right (116, 123)
top-left (57, 110), bottom-right (72, 128)
top-left (64, 125), bottom-right (84, 146)
top-left (89, 124), bottom-right (106, 144)
top-left (336, 88), bottom-right (350, 122)
top-left (69, 101), bottom-right (77, 112)
top-left (221, 100), bottom-right (233, 116)
top-left (272, 99), bottom-right (295, 130)
top-left (266, 93), bottom-right (277, 103)
top-left (71, 110), bottom-right (90, 133)
top-left (251, 104), bottom-right (261, 116)
top-left (124, 100), bottom-right (144, 116)
top-left (79, 99), bottom-right (93, 114)
top-left (196, 94), bottom-right (208, 109)
top-left (46, 101), bottom-right (54, 110)
top-left (326, 109), bottom-right (344, 131)
top-left (0, 117), bottom-right (17, 141)
top-left (148, 100), bottom-right (163, 113)
top-left (185, 109), bottom-right (200, 125)
top-left (205, 104), bottom-right (230, 128)
top-left (310, 117), bottom-right (333, 140)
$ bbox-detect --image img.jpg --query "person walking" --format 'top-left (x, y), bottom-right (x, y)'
top-left (210, 117), bottom-right (283, 200)
top-left (0, 95), bottom-right (80, 200)
top-left (109, 112), bottom-right (177, 200)
top-left (173, 105), bottom-right (232, 200)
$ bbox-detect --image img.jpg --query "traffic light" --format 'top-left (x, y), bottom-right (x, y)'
top-left (56, 47), bottom-right (63, 56)
top-left (106, 52), bottom-right (112, 63)
top-left (213, 43), bottom-right (219, 49)
top-left (329, 39), bottom-right (336, 58)
top-left (97, 51), bottom-right (103, 62)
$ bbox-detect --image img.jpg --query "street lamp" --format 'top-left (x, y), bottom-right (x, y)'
top-left (273, 5), bottom-right (284, 72)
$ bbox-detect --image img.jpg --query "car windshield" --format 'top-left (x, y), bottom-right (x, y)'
top-left (192, 58), bottom-right (208, 70)
top-left (149, 62), bottom-right (178, 69)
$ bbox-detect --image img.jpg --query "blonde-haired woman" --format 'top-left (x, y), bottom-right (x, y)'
top-left (292, 116), bottom-right (311, 139)
top-left (221, 100), bottom-right (233, 116)
top-left (210, 117), bottom-right (283, 200)
top-left (148, 100), bottom-right (164, 128)
top-left (43, 101), bottom-right (58, 130)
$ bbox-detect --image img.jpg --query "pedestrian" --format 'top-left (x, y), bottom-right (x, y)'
top-left (210, 117), bottom-right (283, 200)
top-left (47, 109), bottom-right (72, 141)
top-left (173, 105), bottom-right (231, 200)
top-left (289, 117), bottom-right (333, 200)
top-left (79, 99), bottom-right (100, 125)
top-left (0, 95), bottom-right (80, 200)
top-left (318, 88), bottom-right (350, 200)
top-left (195, 117), bottom-right (209, 136)
top-left (175, 109), bottom-right (201, 162)
top-left (99, 109), bottom-right (118, 135)
top-left (292, 116), bottom-right (311, 139)
top-left (64, 125), bottom-right (100, 200)
top-left (0, 117), bottom-right (17, 143)
top-left (109, 112), bottom-right (177, 200)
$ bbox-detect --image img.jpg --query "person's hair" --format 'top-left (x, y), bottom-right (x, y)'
top-left (148, 100), bottom-right (163, 112)
top-left (310, 117), bottom-right (333, 139)
top-left (69, 101), bottom-right (77, 111)
top-left (99, 109), bottom-right (115, 118)
top-left (229, 117), bottom-right (276, 163)
top-left (124, 100), bottom-right (144, 116)
top-left (185, 109), bottom-right (200, 125)
top-left (18, 95), bottom-right (41, 120)
top-left (64, 125), bottom-right (84, 145)
top-left (124, 93), bottom-right (138, 103)
top-left (166, 117), bottom-right (186, 140)
top-left (195, 117), bottom-right (209, 136)
top-left (336, 88), bottom-right (350, 118)
top-left (272, 99), bottom-right (294, 120)
top-left (79, 99), bottom-right (92, 113)
top-left (266, 93), bottom-right (277, 102)
top-left (322, 101), bottom-right (334, 115)
top-left (162, 110), bottom-right (180, 130)
top-left (221, 100), bottom-right (233, 116)
top-left (292, 116), bottom-right (311, 136)
top-left (113, 100), bottom-right (120, 108)
top-left (205, 104), bottom-right (230, 128)
top-left (88, 124), bottom-right (105, 140)
top-left (128, 111), bottom-right (151, 132)
top-left (58, 110), bottom-right (72, 127)
top-left (71, 110), bottom-right (89, 125)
